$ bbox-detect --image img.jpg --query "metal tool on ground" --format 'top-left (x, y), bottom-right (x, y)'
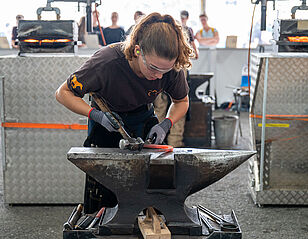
top-left (63, 204), bottom-right (83, 230)
top-left (199, 212), bottom-right (215, 235)
top-left (197, 205), bottom-right (239, 231)
top-left (74, 214), bottom-right (94, 230)
top-left (90, 93), bottom-right (145, 151)
top-left (86, 207), bottom-right (105, 230)
top-left (138, 207), bottom-right (171, 239)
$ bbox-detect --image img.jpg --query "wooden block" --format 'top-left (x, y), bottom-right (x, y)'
top-left (226, 35), bottom-right (237, 48)
top-left (138, 207), bottom-right (171, 239)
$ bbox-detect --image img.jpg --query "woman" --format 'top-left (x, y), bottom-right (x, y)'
top-left (103, 12), bottom-right (125, 45)
top-left (78, 16), bottom-right (86, 47)
top-left (55, 12), bottom-right (193, 213)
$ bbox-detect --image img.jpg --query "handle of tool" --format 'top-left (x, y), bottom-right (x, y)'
top-left (75, 215), bottom-right (94, 230)
top-left (90, 93), bottom-right (130, 140)
top-left (63, 206), bottom-right (77, 230)
top-left (146, 207), bottom-right (161, 234)
top-left (198, 205), bottom-right (235, 226)
top-left (199, 213), bottom-right (214, 233)
top-left (70, 204), bottom-right (83, 227)
top-left (86, 207), bottom-right (105, 229)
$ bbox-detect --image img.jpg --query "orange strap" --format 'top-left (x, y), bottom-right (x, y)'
top-left (250, 114), bottom-right (308, 122)
top-left (250, 114), bottom-right (308, 143)
top-left (1, 122), bottom-right (88, 130)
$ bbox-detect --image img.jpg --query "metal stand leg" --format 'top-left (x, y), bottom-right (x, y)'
top-left (233, 90), bottom-right (243, 145)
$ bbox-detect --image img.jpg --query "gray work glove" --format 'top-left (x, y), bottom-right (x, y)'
top-left (89, 108), bottom-right (123, 132)
top-left (147, 118), bottom-right (172, 144)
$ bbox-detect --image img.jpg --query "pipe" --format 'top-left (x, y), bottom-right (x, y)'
top-left (291, 0), bottom-right (308, 19)
top-left (86, 0), bottom-right (92, 32)
top-left (260, 57), bottom-right (269, 191)
top-left (201, 0), bottom-right (206, 14)
top-left (261, 0), bottom-right (267, 30)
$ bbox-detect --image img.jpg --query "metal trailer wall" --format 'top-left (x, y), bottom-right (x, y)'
top-left (190, 48), bottom-right (251, 106)
top-left (249, 53), bottom-right (308, 205)
top-left (0, 55), bottom-right (89, 204)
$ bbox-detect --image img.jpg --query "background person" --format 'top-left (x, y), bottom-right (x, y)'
top-left (78, 16), bottom-right (87, 47)
top-left (92, 10), bottom-right (104, 46)
top-left (55, 12), bottom-right (192, 213)
top-left (125, 10), bottom-right (145, 36)
top-left (11, 14), bottom-right (24, 49)
top-left (195, 13), bottom-right (219, 47)
top-left (103, 12), bottom-right (125, 45)
top-left (180, 10), bottom-right (198, 59)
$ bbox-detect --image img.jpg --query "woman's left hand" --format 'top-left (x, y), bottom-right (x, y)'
top-left (147, 118), bottom-right (172, 144)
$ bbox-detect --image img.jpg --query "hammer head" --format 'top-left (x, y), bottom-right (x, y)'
top-left (119, 137), bottom-right (144, 151)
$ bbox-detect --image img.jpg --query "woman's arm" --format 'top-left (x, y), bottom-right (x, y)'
top-left (166, 95), bottom-right (189, 123)
top-left (197, 31), bottom-right (219, 46)
top-left (55, 81), bottom-right (91, 117)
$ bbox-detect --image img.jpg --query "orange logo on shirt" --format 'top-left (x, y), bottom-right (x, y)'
top-left (71, 75), bottom-right (83, 90)
top-left (147, 89), bottom-right (162, 97)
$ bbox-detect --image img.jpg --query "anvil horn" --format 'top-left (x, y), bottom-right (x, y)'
top-left (175, 149), bottom-right (256, 196)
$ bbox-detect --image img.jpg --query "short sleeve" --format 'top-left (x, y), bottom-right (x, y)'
top-left (120, 28), bottom-right (125, 41)
top-left (188, 28), bottom-right (194, 43)
top-left (12, 27), bottom-right (17, 41)
top-left (164, 70), bottom-right (189, 100)
top-left (66, 57), bottom-right (101, 98)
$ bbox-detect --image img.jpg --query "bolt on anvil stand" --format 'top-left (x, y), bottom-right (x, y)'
top-left (64, 147), bottom-right (255, 238)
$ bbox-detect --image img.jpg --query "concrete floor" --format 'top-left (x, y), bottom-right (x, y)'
top-left (0, 111), bottom-right (308, 239)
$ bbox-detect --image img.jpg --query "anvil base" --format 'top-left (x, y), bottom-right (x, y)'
top-left (98, 206), bottom-right (241, 237)
top-left (63, 207), bottom-right (242, 238)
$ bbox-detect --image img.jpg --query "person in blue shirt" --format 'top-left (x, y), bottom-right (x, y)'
top-left (195, 13), bottom-right (219, 47)
top-left (103, 12), bottom-right (125, 45)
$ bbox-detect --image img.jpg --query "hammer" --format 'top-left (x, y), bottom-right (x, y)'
top-left (90, 93), bottom-right (145, 151)
top-left (63, 204), bottom-right (83, 230)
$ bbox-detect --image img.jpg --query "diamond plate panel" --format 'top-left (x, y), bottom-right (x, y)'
top-left (253, 57), bottom-right (308, 117)
top-left (0, 56), bottom-right (89, 203)
top-left (0, 56), bottom-right (88, 123)
top-left (250, 54), bottom-right (308, 204)
top-left (4, 129), bottom-right (85, 203)
top-left (255, 189), bottom-right (308, 205)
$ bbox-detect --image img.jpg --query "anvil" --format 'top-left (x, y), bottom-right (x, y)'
top-left (67, 147), bottom-right (255, 236)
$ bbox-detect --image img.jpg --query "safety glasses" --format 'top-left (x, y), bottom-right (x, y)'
top-left (140, 48), bottom-right (174, 74)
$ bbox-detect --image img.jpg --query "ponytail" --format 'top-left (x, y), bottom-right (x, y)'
top-left (123, 12), bottom-right (193, 71)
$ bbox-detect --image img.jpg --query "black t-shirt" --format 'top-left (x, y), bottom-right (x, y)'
top-left (67, 43), bottom-right (188, 113)
top-left (103, 27), bottom-right (125, 45)
top-left (183, 25), bottom-right (194, 43)
top-left (93, 26), bottom-right (104, 46)
top-left (12, 26), bottom-right (18, 40)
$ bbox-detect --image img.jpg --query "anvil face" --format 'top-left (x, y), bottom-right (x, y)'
top-left (68, 147), bottom-right (255, 235)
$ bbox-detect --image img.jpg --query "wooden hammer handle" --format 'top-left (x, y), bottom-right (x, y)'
top-left (90, 93), bottom-right (131, 140)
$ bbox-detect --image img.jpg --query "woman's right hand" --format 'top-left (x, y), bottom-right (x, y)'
top-left (89, 108), bottom-right (123, 132)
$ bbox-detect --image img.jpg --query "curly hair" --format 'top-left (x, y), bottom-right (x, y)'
top-left (123, 12), bottom-right (194, 71)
